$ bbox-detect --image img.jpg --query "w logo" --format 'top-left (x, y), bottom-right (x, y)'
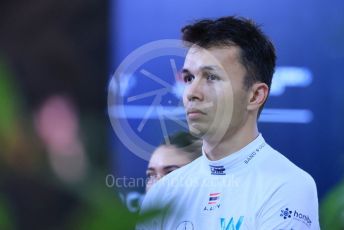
top-left (220, 216), bottom-right (244, 230)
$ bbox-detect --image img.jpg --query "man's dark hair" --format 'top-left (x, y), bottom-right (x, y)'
top-left (181, 16), bottom-right (276, 115)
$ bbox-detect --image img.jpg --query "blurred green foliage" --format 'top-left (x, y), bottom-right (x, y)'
top-left (320, 180), bottom-right (344, 230)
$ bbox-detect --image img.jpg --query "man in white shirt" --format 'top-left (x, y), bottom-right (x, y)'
top-left (138, 16), bottom-right (320, 229)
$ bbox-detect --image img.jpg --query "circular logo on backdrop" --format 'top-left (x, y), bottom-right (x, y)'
top-left (108, 39), bottom-right (234, 161)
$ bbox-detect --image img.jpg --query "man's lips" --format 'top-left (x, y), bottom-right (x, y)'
top-left (187, 109), bottom-right (206, 115)
top-left (186, 109), bottom-right (206, 119)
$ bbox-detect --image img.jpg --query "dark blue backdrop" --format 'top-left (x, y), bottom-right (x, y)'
top-left (108, 0), bottom-right (344, 201)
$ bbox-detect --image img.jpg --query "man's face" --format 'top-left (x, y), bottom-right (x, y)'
top-left (182, 45), bottom-right (249, 142)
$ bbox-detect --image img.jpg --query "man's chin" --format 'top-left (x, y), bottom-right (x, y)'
top-left (188, 123), bottom-right (207, 138)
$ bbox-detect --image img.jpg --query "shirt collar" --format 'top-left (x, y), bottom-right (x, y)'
top-left (201, 134), bottom-right (266, 175)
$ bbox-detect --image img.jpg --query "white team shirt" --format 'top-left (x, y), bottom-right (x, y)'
top-left (137, 134), bottom-right (320, 229)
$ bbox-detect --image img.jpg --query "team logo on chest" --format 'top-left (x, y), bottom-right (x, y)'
top-left (210, 165), bottom-right (226, 175)
top-left (203, 192), bottom-right (221, 211)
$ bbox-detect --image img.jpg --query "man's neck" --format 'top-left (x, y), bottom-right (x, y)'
top-left (203, 121), bottom-right (259, 161)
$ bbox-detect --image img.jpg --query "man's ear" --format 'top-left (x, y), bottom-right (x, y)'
top-left (247, 83), bottom-right (269, 112)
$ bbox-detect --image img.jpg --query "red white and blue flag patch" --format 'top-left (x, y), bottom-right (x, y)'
top-left (208, 193), bottom-right (220, 204)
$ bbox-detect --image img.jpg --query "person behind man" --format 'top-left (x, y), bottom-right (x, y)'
top-left (138, 16), bottom-right (320, 229)
top-left (146, 131), bottom-right (202, 191)
top-left (123, 131), bottom-right (201, 212)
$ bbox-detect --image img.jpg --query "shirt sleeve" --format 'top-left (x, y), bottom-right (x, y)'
top-left (256, 173), bottom-right (320, 230)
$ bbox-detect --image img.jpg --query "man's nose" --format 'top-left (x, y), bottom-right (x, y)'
top-left (185, 79), bottom-right (204, 101)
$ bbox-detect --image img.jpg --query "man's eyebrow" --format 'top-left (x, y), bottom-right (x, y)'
top-left (201, 65), bottom-right (221, 71)
top-left (182, 65), bottom-right (220, 74)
